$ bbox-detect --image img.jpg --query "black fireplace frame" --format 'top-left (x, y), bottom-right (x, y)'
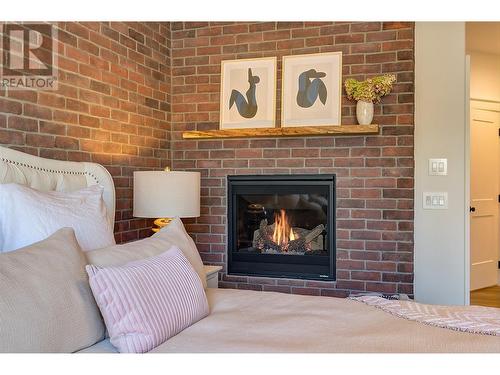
top-left (227, 174), bottom-right (336, 281)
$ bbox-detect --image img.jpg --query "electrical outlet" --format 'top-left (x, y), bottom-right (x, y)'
top-left (423, 192), bottom-right (448, 209)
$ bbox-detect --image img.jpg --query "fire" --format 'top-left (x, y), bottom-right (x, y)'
top-left (272, 209), bottom-right (296, 248)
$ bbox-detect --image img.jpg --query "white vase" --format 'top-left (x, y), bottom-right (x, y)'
top-left (356, 100), bottom-right (374, 125)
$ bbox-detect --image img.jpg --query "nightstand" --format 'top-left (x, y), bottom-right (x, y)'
top-left (204, 265), bottom-right (222, 288)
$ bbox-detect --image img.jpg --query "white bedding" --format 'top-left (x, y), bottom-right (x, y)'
top-left (0, 184), bottom-right (115, 252)
top-left (79, 288), bottom-right (500, 353)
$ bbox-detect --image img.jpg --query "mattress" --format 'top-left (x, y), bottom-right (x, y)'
top-left (79, 288), bottom-right (500, 353)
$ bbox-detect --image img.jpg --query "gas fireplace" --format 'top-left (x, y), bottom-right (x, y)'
top-left (227, 175), bottom-right (336, 280)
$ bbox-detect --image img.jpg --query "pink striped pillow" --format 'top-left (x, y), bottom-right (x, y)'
top-left (86, 247), bottom-right (209, 353)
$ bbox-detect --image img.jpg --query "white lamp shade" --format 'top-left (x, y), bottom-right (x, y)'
top-left (133, 171), bottom-right (200, 218)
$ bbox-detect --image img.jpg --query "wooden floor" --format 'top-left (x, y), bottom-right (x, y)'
top-left (470, 286), bottom-right (500, 308)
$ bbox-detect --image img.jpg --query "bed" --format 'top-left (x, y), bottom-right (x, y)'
top-left (1, 145), bottom-right (499, 353)
top-left (77, 288), bottom-right (500, 353)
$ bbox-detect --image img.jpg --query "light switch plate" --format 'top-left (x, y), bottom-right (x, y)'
top-left (428, 158), bottom-right (447, 176)
top-left (423, 192), bottom-right (448, 209)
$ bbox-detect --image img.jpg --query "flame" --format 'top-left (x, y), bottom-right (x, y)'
top-left (272, 209), bottom-right (296, 249)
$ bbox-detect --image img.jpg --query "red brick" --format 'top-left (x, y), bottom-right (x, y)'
top-left (0, 129), bottom-right (25, 144)
top-left (277, 159), bottom-right (304, 168)
top-left (250, 139), bottom-right (276, 148)
top-left (335, 34), bottom-right (364, 44)
top-left (263, 149), bottom-right (290, 158)
top-left (263, 30), bottom-right (290, 41)
top-left (290, 29), bottom-right (320, 40)
top-left (38, 93), bottom-right (66, 108)
top-left (222, 24), bottom-right (248, 34)
top-left (294, 148), bottom-right (319, 157)
top-left (306, 36), bottom-right (333, 47)
top-left (351, 43), bottom-right (381, 53)
top-left (26, 133), bottom-right (55, 148)
top-left (236, 33), bottom-right (263, 43)
top-left (235, 149), bottom-right (262, 158)
top-left (351, 22), bottom-right (381, 32)
top-left (351, 271), bottom-right (381, 281)
top-left (249, 23), bottom-right (275, 33)
top-left (366, 52), bottom-right (396, 63)
top-left (277, 22), bottom-right (304, 29)
top-left (55, 136), bottom-right (79, 150)
top-left (210, 35), bottom-right (235, 45)
top-left (38, 121), bottom-right (66, 135)
top-left (249, 41), bottom-right (276, 51)
top-left (277, 39), bottom-right (304, 50)
top-left (196, 46), bottom-right (222, 57)
top-left (8, 89), bottom-right (39, 103)
top-left (382, 40), bottom-right (413, 51)
top-left (320, 24), bottom-right (349, 35)
top-left (367, 31), bottom-right (397, 42)
top-left (305, 158), bottom-right (333, 167)
top-left (24, 104), bottom-right (52, 120)
top-left (183, 37), bottom-right (208, 48)
top-left (8, 117), bottom-right (38, 132)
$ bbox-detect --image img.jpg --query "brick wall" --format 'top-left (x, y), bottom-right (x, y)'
top-left (0, 22), bottom-right (171, 242)
top-left (170, 22), bottom-right (414, 296)
top-left (0, 21), bottom-right (414, 296)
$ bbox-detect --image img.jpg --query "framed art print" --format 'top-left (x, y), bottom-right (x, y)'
top-left (281, 52), bottom-right (342, 127)
top-left (220, 57), bottom-right (277, 130)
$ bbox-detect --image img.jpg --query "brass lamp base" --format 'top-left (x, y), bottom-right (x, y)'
top-left (152, 217), bottom-right (173, 233)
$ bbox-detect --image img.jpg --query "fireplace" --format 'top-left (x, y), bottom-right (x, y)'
top-left (227, 175), bottom-right (336, 280)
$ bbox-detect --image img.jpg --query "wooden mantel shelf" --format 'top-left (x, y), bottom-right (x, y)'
top-left (182, 124), bottom-right (379, 139)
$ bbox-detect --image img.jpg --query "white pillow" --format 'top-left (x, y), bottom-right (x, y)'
top-left (0, 183), bottom-right (115, 252)
top-left (86, 217), bottom-right (207, 289)
top-left (153, 217), bottom-right (207, 288)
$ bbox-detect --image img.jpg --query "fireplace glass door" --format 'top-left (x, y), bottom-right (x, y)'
top-left (228, 175), bottom-right (335, 280)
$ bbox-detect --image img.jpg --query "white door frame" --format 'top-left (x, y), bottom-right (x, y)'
top-left (464, 55), bottom-right (470, 305)
top-left (466, 95), bottom-right (500, 302)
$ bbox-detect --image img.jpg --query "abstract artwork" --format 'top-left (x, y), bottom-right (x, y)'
top-left (220, 57), bottom-right (277, 130)
top-left (281, 52), bottom-right (342, 127)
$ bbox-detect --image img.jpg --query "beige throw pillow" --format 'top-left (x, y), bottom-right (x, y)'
top-left (0, 228), bottom-right (105, 353)
top-left (86, 217), bottom-right (207, 288)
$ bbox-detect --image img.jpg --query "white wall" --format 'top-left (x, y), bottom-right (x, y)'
top-left (469, 51), bottom-right (500, 102)
top-left (414, 22), bottom-right (468, 305)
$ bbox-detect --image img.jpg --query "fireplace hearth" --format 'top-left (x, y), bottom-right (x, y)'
top-left (227, 175), bottom-right (336, 280)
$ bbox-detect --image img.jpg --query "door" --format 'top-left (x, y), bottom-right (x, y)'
top-left (470, 103), bottom-right (500, 291)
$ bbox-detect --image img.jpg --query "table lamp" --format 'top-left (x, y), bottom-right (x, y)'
top-left (133, 168), bottom-right (200, 232)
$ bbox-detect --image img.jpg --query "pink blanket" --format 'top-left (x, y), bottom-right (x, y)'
top-left (351, 295), bottom-right (500, 337)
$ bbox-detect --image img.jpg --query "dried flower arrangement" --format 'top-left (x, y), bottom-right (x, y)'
top-left (344, 74), bottom-right (396, 103)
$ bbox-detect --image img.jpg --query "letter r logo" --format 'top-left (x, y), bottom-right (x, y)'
top-left (2, 23), bottom-right (53, 76)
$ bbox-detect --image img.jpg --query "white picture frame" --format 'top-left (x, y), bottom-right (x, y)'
top-left (220, 57), bottom-right (277, 130)
top-left (281, 52), bottom-right (342, 127)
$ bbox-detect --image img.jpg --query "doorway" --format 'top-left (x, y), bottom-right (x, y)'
top-left (470, 101), bottom-right (500, 290)
top-left (467, 22), bottom-right (500, 307)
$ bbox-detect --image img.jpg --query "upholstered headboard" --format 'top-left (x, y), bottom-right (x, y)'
top-left (0, 146), bottom-right (115, 227)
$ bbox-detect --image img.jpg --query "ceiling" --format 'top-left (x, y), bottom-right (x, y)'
top-left (466, 22), bottom-right (500, 55)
